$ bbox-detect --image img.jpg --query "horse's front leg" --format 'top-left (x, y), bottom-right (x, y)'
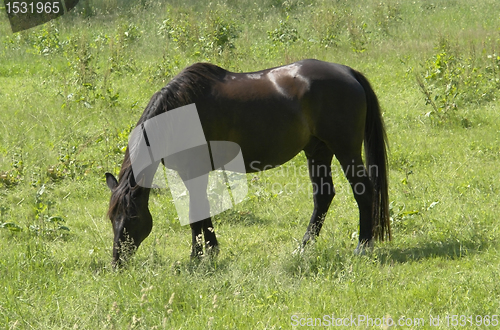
top-left (202, 217), bottom-right (219, 255)
top-left (301, 145), bottom-right (335, 248)
top-left (189, 221), bottom-right (204, 258)
top-left (189, 217), bottom-right (219, 258)
top-left (183, 172), bottom-right (215, 258)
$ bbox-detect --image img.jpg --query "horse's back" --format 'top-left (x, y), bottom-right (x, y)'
top-left (193, 59), bottom-right (367, 170)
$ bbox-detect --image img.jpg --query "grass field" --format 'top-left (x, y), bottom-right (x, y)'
top-left (1, 0), bottom-right (500, 328)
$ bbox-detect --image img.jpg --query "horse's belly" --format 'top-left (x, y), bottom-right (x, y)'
top-left (234, 117), bottom-right (310, 172)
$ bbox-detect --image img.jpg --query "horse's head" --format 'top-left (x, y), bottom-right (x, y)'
top-left (105, 172), bottom-right (152, 267)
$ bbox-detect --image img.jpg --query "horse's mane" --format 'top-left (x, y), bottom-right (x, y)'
top-left (107, 63), bottom-right (227, 220)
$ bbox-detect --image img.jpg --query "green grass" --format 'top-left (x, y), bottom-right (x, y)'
top-left (1, 0), bottom-right (500, 328)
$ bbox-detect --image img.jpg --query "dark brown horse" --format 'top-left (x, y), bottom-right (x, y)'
top-left (105, 59), bottom-right (390, 266)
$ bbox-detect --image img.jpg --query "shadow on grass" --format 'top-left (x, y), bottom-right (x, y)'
top-left (280, 233), bottom-right (497, 279)
top-left (89, 251), bottom-right (233, 278)
top-left (376, 234), bottom-right (496, 264)
top-left (215, 209), bottom-right (271, 227)
top-left (280, 241), bottom-right (355, 279)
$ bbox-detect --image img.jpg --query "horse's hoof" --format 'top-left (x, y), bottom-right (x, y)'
top-left (206, 245), bottom-right (220, 257)
top-left (190, 249), bottom-right (204, 260)
top-left (292, 245), bottom-right (305, 256)
top-left (354, 239), bottom-right (374, 255)
top-left (190, 254), bottom-right (203, 261)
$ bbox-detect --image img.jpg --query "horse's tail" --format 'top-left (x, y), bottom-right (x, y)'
top-left (352, 70), bottom-right (391, 241)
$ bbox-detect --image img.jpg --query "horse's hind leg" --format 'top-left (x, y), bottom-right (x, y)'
top-left (301, 140), bottom-right (335, 247)
top-left (335, 153), bottom-right (374, 253)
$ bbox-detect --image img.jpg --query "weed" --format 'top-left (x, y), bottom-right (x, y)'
top-left (202, 11), bottom-right (239, 55)
top-left (374, 1), bottom-right (402, 36)
top-left (417, 37), bottom-right (500, 125)
top-left (389, 202), bottom-right (420, 233)
top-left (30, 185), bottom-right (70, 237)
top-left (149, 53), bottom-right (181, 82)
top-left (59, 31), bottom-right (127, 110)
top-left (64, 34), bottom-right (98, 104)
top-left (107, 23), bottom-right (141, 75)
top-left (312, 8), bottom-right (343, 48)
top-left (267, 16), bottom-right (299, 45)
top-left (348, 20), bottom-right (368, 53)
top-left (159, 8), bottom-right (239, 57)
top-left (159, 9), bottom-right (199, 51)
top-left (0, 205), bottom-right (22, 232)
top-left (24, 23), bottom-right (66, 55)
top-left (0, 150), bottom-right (24, 187)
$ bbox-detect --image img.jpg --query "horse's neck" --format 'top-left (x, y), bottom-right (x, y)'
top-left (120, 148), bottom-right (160, 208)
top-left (119, 169), bottom-right (154, 206)
top-left (138, 186), bottom-right (152, 201)
top-left (133, 185), bottom-right (152, 217)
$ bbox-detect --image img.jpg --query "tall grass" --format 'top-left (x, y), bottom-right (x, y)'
top-left (1, 0), bottom-right (500, 328)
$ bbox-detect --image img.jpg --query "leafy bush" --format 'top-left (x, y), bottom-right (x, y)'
top-left (159, 9), bottom-right (199, 51)
top-left (267, 16), bottom-right (299, 45)
top-left (309, 3), bottom-right (372, 53)
top-left (348, 20), bottom-right (368, 53)
top-left (28, 24), bottom-right (65, 55)
top-left (203, 11), bottom-right (239, 55)
top-left (0, 150), bottom-right (24, 187)
top-left (4, 23), bottom-right (66, 55)
top-left (160, 8), bottom-right (239, 57)
top-left (312, 8), bottom-right (343, 48)
top-left (30, 185), bottom-right (70, 237)
top-left (373, 1), bottom-right (402, 36)
top-left (417, 38), bottom-right (500, 125)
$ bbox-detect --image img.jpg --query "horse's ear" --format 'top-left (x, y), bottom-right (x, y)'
top-left (105, 173), bottom-right (119, 190)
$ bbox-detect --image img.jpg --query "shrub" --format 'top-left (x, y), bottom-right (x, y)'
top-left (417, 38), bottom-right (500, 125)
top-left (267, 16), bottom-right (299, 45)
